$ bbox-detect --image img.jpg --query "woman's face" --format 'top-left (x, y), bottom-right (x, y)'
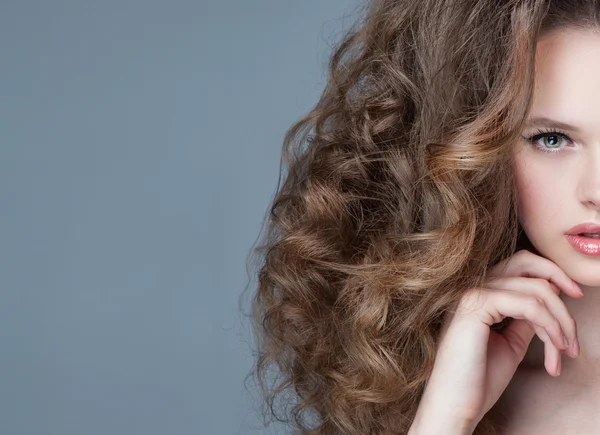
top-left (515, 28), bottom-right (600, 288)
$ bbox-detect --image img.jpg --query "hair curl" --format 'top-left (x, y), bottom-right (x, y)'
top-left (243, 1), bottom-right (600, 434)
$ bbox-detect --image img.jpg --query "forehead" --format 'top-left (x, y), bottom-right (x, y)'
top-left (532, 28), bottom-right (600, 132)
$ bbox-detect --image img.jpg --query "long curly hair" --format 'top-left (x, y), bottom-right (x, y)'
top-left (243, 1), bottom-right (600, 434)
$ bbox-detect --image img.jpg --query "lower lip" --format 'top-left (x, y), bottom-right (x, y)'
top-left (566, 235), bottom-right (600, 256)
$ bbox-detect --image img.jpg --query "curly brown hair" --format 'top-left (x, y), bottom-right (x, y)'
top-left (242, 1), bottom-right (600, 434)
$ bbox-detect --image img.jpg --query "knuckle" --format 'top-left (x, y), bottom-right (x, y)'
top-left (513, 249), bottom-right (536, 267)
top-left (529, 278), bottom-right (559, 298)
top-left (460, 287), bottom-right (481, 303)
top-left (523, 296), bottom-right (545, 314)
top-left (456, 288), bottom-right (485, 315)
top-left (547, 281), bottom-right (560, 295)
top-left (515, 249), bottom-right (533, 260)
top-left (566, 314), bottom-right (577, 331)
top-left (530, 277), bottom-right (551, 291)
top-left (484, 275), bottom-right (506, 287)
top-left (531, 277), bottom-right (547, 286)
top-left (553, 317), bottom-right (562, 331)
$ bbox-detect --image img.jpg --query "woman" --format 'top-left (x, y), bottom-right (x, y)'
top-left (246, 1), bottom-right (600, 433)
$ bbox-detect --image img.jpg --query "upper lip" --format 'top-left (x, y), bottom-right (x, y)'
top-left (566, 222), bottom-right (600, 235)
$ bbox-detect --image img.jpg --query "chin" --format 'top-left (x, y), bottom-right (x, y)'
top-left (531, 239), bottom-right (600, 288)
top-left (549, 252), bottom-right (600, 288)
top-left (562, 268), bottom-right (600, 289)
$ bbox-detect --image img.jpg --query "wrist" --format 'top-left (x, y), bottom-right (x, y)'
top-left (408, 417), bottom-right (474, 435)
top-left (409, 403), bottom-right (475, 435)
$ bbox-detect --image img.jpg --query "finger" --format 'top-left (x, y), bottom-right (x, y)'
top-left (484, 276), bottom-right (579, 358)
top-left (501, 319), bottom-right (562, 377)
top-left (499, 317), bottom-right (535, 358)
top-left (529, 322), bottom-right (563, 376)
top-left (542, 331), bottom-right (562, 376)
top-left (459, 288), bottom-right (568, 353)
top-left (486, 249), bottom-right (584, 299)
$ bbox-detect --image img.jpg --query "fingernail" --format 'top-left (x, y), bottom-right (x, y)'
top-left (563, 335), bottom-right (569, 349)
top-left (557, 357), bottom-right (561, 376)
top-left (574, 337), bottom-right (580, 357)
top-left (573, 281), bottom-right (584, 296)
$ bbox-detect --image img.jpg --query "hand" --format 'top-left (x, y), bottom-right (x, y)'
top-left (411, 249), bottom-right (583, 432)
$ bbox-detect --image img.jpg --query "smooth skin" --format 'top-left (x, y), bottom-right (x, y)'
top-left (410, 27), bottom-right (600, 434)
top-left (409, 250), bottom-right (582, 434)
top-left (515, 27), bottom-right (600, 384)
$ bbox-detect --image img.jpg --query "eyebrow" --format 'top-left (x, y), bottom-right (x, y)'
top-left (525, 117), bottom-right (582, 133)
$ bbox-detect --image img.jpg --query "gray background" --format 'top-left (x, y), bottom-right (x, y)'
top-left (1, 1), bottom-right (363, 434)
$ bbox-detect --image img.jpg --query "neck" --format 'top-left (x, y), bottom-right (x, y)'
top-left (558, 283), bottom-right (600, 383)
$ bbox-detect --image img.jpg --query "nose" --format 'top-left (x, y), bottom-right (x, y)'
top-left (579, 146), bottom-right (600, 210)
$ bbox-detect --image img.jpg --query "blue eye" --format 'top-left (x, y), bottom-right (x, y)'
top-left (522, 128), bottom-right (573, 154)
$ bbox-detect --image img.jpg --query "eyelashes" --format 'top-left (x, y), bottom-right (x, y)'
top-left (522, 128), bottom-right (574, 154)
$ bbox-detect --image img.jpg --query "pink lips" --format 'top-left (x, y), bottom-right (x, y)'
top-left (566, 222), bottom-right (600, 235)
top-left (565, 222), bottom-right (600, 256)
top-left (565, 235), bottom-right (600, 256)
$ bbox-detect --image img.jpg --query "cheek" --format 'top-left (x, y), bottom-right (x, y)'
top-left (516, 175), bottom-right (540, 228)
top-left (514, 158), bottom-right (564, 233)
